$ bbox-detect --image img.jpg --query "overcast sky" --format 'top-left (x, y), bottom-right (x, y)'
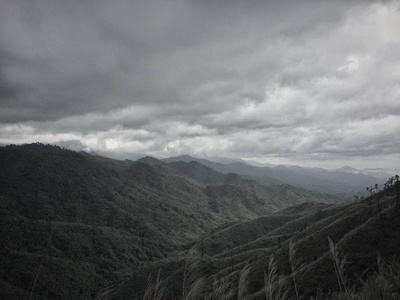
top-left (0, 0), bottom-right (399, 169)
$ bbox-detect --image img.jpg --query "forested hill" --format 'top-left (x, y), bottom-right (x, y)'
top-left (0, 143), bottom-right (342, 299)
top-left (117, 182), bottom-right (400, 299)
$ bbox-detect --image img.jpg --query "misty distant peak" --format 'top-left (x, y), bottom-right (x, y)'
top-left (206, 156), bottom-right (250, 165)
top-left (163, 154), bottom-right (199, 163)
top-left (336, 166), bottom-right (360, 173)
top-left (244, 160), bottom-right (275, 168)
top-left (137, 156), bottom-right (164, 166)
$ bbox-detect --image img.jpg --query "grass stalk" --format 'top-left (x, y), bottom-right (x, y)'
top-left (328, 237), bottom-right (349, 296)
top-left (264, 254), bottom-right (289, 300)
top-left (182, 250), bottom-right (205, 299)
top-left (143, 269), bottom-right (166, 300)
top-left (237, 264), bottom-right (251, 300)
top-left (206, 277), bottom-right (235, 300)
top-left (289, 238), bottom-right (305, 300)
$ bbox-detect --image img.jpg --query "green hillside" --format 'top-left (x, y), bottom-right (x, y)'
top-left (115, 182), bottom-right (400, 299)
top-left (0, 143), bottom-right (343, 299)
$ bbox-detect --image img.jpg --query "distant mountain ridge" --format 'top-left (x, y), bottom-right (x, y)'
top-left (203, 156), bottom-right (251, 165)
top-left (244, 159), bottom-right (275, 168)
top-left (336, 165), bottom-right (397, 181)
top-left (163, 155), bottom-right (381, 193)
top-left (8, 141), bottom-right (393, 188)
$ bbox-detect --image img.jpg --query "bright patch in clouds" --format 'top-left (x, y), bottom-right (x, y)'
top-left (338, 55), bottom-right (361, 73)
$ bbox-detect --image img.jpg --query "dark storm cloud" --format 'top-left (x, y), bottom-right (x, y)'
top-left (0, 0), bottom-right (354, 121)
top-left (0, 0), bottom-right (399, 168)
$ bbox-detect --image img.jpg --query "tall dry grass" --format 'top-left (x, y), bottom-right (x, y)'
top-left (264, 254), bottom-right (289, 300)
top-left (141, 240), bottom-right (400, 300)
top-left (182, 250), bottom-right (206, 300)
top-left (328, 237), bottom-right (349, 295)
top-left (143, 269), bottom-right (166, 300)
top-left (353, 255), bottom-right (400, 300)
top-left (289, 238), bottom-right (306, 300)
top-left (237, 264), bottom-right (251, 300)
top-left (205, 277), bottom-right (235, 300)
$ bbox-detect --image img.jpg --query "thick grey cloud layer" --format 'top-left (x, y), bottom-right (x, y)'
top-left (1, 0), bottom-right (399, 169)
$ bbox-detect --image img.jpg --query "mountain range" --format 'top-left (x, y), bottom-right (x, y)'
top-left (163, 155), bottom-right (384, 193)
top-left (51, 140), bottom-right (394, 192)
top-left (0, 143), bottom-right (343, 299)
top-left (0, 143), bottom-right (398, 299)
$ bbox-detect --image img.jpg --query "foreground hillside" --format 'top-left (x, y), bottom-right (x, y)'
top-left (116, 182), bottom-right (400, 299)
top-left (0, 143), bottom-right (341, 299)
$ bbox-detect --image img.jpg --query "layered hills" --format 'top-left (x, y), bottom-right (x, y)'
top-left (116, 183), bottom-right (400, 299)
top-left (0, 143), bottom-right (343, 299)
top-left (164, 155), bottom-right (381, 193)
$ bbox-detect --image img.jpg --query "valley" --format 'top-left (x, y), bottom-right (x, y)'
top-left (0, 144), bottom-right (399, 299)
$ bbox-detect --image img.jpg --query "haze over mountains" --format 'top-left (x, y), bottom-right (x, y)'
top-left (1, 143), bottom-right (399, 299)
top-left (163, 155), bottom-right (387, 193)
top-left (52, 140), bottom-right (393, 193)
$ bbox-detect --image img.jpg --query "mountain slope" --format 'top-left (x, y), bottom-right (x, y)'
top-left (0, 144), bottom-right (225, 299)
top-left (0, 143), bottom-right (341, 299)
top-left (166, 160), bottom-right (227, 185)
top-left (116, 183), bottom-right (400, 299)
